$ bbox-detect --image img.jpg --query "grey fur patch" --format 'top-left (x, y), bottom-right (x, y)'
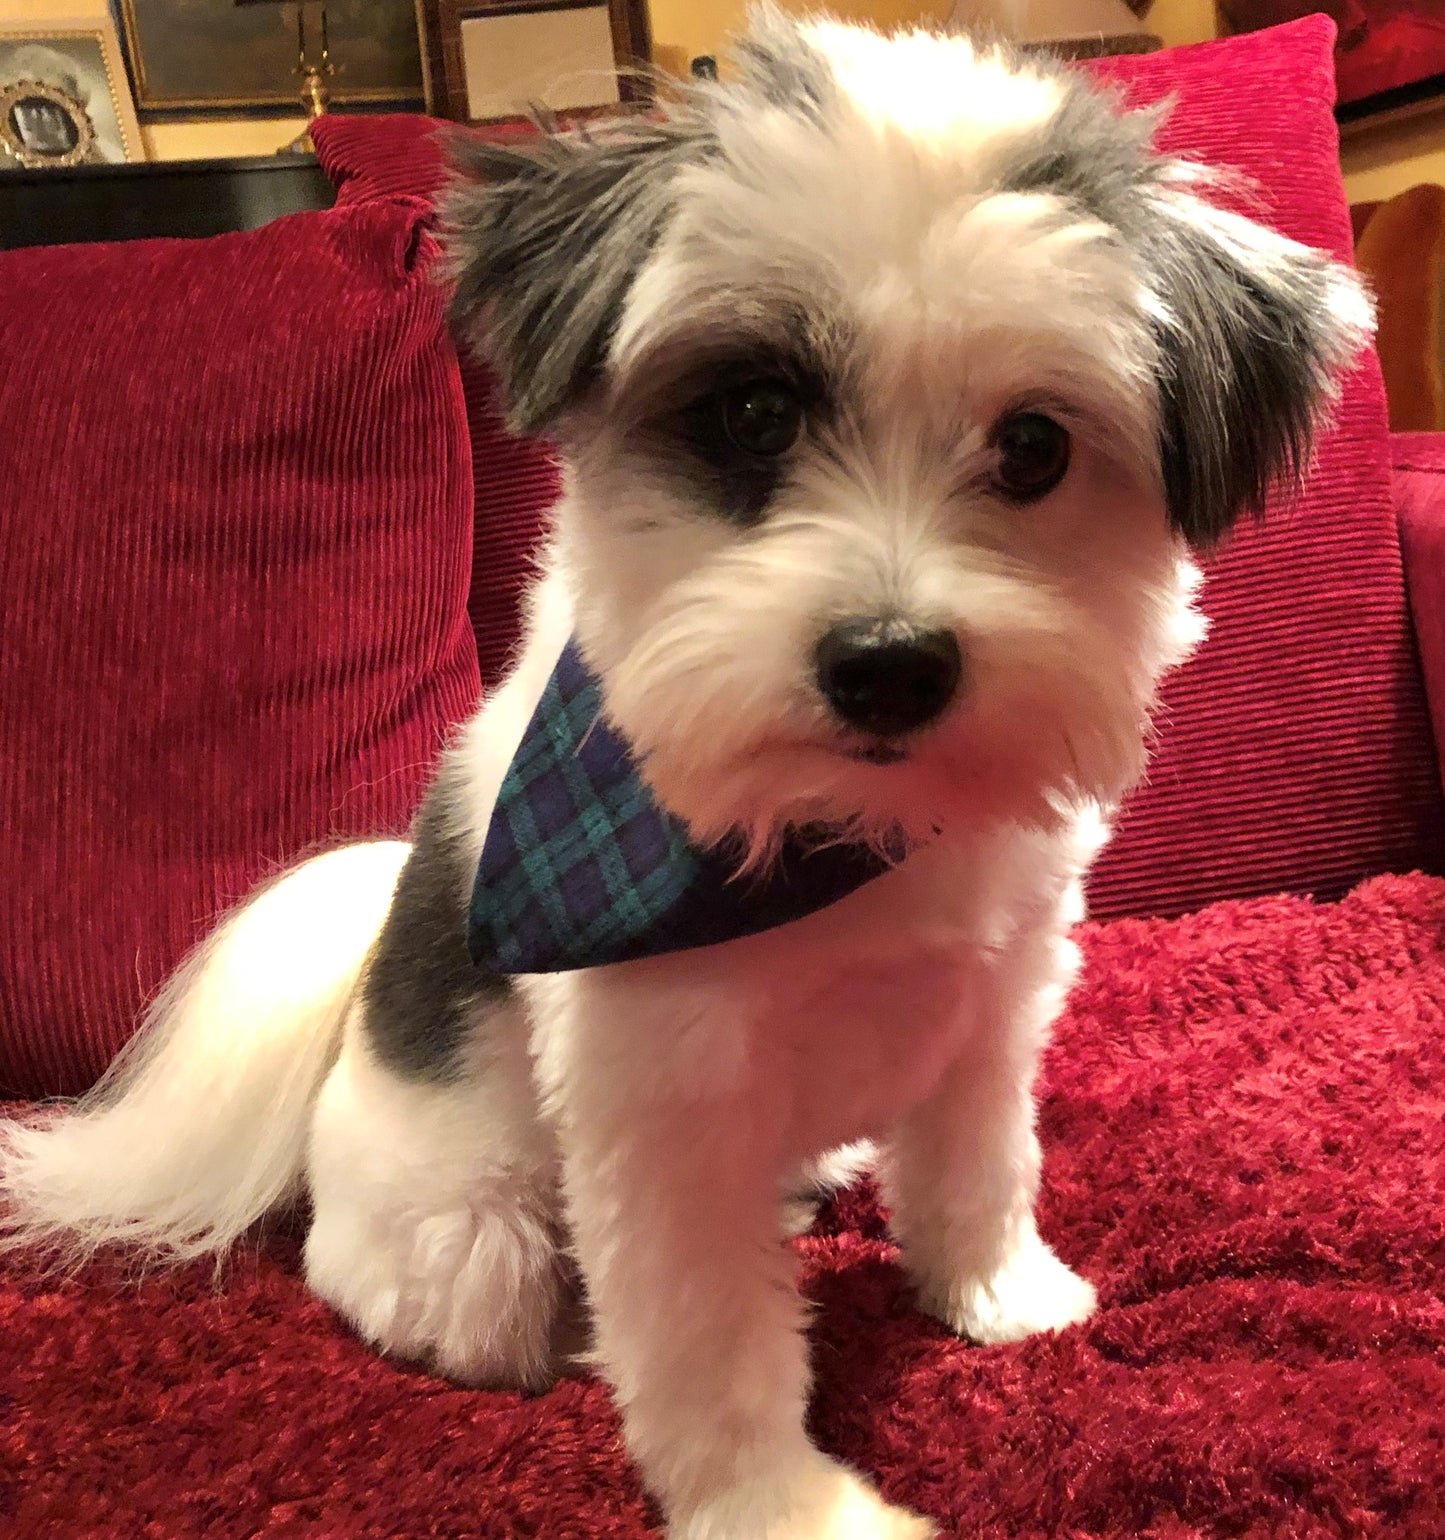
top-left (732, 4), bottom-right (835, 120)
top-left (613, 301), bottom-right (848, 524)
top-left (1006, 66), bottom-right (1358, 546)
top-left (1001, 72), bottom-right (1167, 226)
top-left (1142, 209), bottom-right (1355, 547)
top-left (439, 8), bottom-right (1360, 544)
top-left (361, 765), bottom-right (512, 1083)
top-left (437, 9), bottom-right (846, 438)
top-left (439, 116), bottom-right (715, 435)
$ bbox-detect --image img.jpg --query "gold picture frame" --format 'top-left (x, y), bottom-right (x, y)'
top-left (0, 21), bottom-right (144, 168)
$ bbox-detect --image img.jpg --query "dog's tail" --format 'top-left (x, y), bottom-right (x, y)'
top-left (0, 840), bottom-right (410, 1266)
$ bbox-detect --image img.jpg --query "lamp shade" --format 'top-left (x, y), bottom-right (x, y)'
top-left (947, 0), bottom-right (1159, 55)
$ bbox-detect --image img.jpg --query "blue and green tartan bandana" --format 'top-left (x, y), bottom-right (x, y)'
top-left (467, 641), bottom-right (897, 974)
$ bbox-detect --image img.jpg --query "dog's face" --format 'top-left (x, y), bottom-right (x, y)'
top-left (444, 12), bottom-right (1370, 857)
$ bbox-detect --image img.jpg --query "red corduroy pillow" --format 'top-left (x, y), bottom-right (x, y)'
top-left (0, 200), bottom-right (479, 1097)
top-left (313, 113), bottom-right (539, 207)
top-left (314, 111), bottom-right (451, 205)
top-left (314, 18), bottom-right (1443, 916)
top-left (1084, 19), bottom-right (1442, 914)
top-left (314, 114), bottom-right (562, 692)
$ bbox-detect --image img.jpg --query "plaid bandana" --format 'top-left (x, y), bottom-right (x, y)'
top-left (467, 641), bottom-right (897, 974)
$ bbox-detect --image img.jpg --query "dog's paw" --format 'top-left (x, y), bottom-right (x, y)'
top-left (673, 1459), bottom-right (934, 1540)
top-left (931, 1233), bottom-right (1097, 1346)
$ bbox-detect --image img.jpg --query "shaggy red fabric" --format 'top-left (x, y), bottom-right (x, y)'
top-left (4, 873), bottom-right (1441, 1537)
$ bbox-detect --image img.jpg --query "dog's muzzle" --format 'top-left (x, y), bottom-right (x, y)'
top-left (814, 618), bottom-right (962, 739)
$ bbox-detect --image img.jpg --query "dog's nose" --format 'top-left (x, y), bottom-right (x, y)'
top-left (814, 619), bottom-right (962, 737)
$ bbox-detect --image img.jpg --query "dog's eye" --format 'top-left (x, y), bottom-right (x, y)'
top-left (991, 412), bottom-right (1070, 502)
top-left (719, 379), bottom-right (803, 458)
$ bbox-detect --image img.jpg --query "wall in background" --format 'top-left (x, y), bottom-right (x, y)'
top-left (657, 0), bottom-right (1445, 206)
top-left (1343, 111), bottom-right (1445, 207)
top-left (8, 0), bottom-right (947, 160)
top-left (6, 0), bottom-right (947, 160)
top-left (7, 0), bottom-right (1443, 190)
top-left (1151, 0), bottom-right (1214, 49)
top-left (648, 0), bottom-right (940, 76)
top-left (649, 0), bottom-right (1218, 73)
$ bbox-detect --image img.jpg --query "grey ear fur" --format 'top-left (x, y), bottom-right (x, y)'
top-left (440, 17), bottom-right (1370, 527)
top-left (731, 2), bottom-right (835, 119)
top-left (437, 8), bottom-right (839, 437)
top-left (1009, 62), bottom-right (1370, 548)
top-left (1143, 197), bottom-right (1371, 548)
top-left (438, 117), bottom-right (712, 435)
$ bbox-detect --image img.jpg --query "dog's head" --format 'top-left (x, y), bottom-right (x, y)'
top-left (442, 10), bottom-right (1370, 859)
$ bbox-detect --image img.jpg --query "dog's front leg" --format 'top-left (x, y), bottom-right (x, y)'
top-left (883, 923), bottom-right (1097, 1346)
top-left (552, 980), bottom-right (934, 1540)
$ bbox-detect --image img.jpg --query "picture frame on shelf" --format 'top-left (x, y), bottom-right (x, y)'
top-left (110, 0), bottom-right (427, 118)
top-left (0, 21), bottom-right (145, 169)
top-left (1218, 2), bottom-right (1445, 129)
top-left (416, 0), bottom-right (651, 124)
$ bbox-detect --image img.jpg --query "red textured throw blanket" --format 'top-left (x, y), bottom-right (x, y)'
top-left (3, 874), bottom-right (1442, 1536)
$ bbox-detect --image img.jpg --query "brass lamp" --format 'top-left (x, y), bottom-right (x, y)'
top-left (234, 0), bottom-right (336, 153)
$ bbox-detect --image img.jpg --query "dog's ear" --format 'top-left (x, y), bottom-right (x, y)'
top-left (439, 119), bottom-right (710, 435)
top-left (1143, 193), bottom-right (1373, 548)
top-left (731, 3), bottom-right (835, 119)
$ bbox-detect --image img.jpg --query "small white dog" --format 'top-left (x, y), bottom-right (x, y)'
top-left (2, 12), bottom-right (1369, 1538)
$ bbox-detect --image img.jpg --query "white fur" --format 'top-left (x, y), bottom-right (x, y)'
top-left (305, 997), bottom-right (564, 1390)
top-left (0, 15), bottom-right (1369, 1539)
top-left (522, 807), bottom-right (1108, 1534)
top-left (0, 841), bottom-right (408, 1263)
top-left (802, 16), bottom-right (1062, 146)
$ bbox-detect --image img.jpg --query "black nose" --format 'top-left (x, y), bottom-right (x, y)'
top-left (814, 619), bottom-right (962, 737)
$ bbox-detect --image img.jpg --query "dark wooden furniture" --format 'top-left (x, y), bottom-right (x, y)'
top-left (0, 154), bottom-right (334, 250)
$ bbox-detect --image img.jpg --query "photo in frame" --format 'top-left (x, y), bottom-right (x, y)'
top-left (111, 0), bottom-right (427, 117)
top-left (1219, 2), bottom-right (1445, 124)
top-left (416, 0), bottom-right (650, 123)
top-left (0, 22), bottom-right (144, 169)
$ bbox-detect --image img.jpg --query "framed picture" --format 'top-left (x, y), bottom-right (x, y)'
top-left (417, 0), bottom-right (650, 123)
top-left (1219, 2), bottom-right (1445, 126)
top-left (111, 0), bottom-right (427, 117)
top-left (0, 22), bottom-right (144, 169)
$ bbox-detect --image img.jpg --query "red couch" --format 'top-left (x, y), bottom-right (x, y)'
top-left (2, 20), bottom-right (1443, 1537)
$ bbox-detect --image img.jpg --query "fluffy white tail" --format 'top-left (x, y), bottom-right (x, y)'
top-left (0, 840), bottom-right (409, 1266)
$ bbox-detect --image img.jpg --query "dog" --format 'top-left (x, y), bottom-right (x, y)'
top-left (1, 11), bottom-right (1370, 1538)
